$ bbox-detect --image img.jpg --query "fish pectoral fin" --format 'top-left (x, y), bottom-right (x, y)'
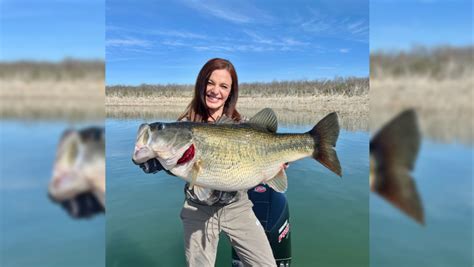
top-left (266, 168), bottom-right (288, 193)
top-left (189, 160), bottom-right (202, 190)
top-left (193, 185), bottom-right (213, 201)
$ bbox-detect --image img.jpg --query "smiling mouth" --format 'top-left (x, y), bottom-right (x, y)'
top-left (206, 94), bottom-right (222, 103)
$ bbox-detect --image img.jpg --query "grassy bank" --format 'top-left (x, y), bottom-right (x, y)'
top-left (0, 59), bottom-right (104, 81)
top-left (370, 46), bottom-right (473, 144)
top-left (106, 78), bottom-right (370, 130)
top-left (106, 95), bottom-right (369, 131)
top-left (106, 77), bottom-right (368, 98)
top-left (371, 46), bottom-right (473, 79)
top-left (0, 60), bottom-right (104, 120)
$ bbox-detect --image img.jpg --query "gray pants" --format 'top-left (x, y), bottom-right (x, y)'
top-left (180, 192), bottom-right (276, 267)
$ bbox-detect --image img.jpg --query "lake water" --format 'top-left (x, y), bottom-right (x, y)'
top-left (106, 118), bottom-right (370, 266)
top-left (370, 140), bottom-right (473, 266)
top-left (0, 120), bottom-right (105, 267)
top-left (2, 118), bottom-right (470, 266)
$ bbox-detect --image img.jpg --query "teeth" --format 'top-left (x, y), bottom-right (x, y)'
top-left (207, 95), bottom-right (220, 100)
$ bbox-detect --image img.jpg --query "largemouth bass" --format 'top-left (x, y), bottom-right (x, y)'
top-left (132, 108), bottom-right (342, 200)
top-left (48, 127), bottom-right (105, 218)
top-left (370, 109), bottom-right (423, 224)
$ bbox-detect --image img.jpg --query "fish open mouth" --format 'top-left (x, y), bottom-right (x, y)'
top-left (177, 144), bottom-right (195, 165)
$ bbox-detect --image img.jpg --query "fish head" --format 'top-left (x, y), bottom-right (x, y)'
top-left (132, 122), bottom-right (194, 170)
top-left (48, 127), bottom-right (105, 218)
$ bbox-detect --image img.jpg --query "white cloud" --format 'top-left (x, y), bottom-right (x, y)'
top-left (161, 40), bottom-right (186, 47)
top-left (282, 38), bottom-right (309, 46)
top-left (339, 48), bottom-right (350, 53)
top-left (243, 30), bottom-right (275, 44)
top-left (181, 0), bottom-right (273, 25)
top-left (149, 30), bottom-right (207, 39)
top-left (106, 38), bottom-right (152, 48)
top-left (299, 13), bottom-right (369, 43)
top-left (183, 0), bottom-right (250, 24)
top-left (347, 20), bottom-right (369, 35)
top-left (301, 19), bottom-right (331, 33)
top-left (243, 30), bottom-right (309, 50)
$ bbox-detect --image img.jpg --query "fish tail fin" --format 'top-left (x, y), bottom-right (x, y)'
top-left (309, 112), bottom-right (342, 177)
top-left (370, 109), bottom-right (423, 224)
top-left (371, 109), bottom-right (421, 172)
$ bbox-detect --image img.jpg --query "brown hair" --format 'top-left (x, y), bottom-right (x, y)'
top-left (178, 58), bottom-right (242, 122)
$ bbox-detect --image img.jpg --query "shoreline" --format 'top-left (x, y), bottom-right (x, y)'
top-left (106, 95), bottom-right (370, 131)
top-left (1, 76), bottom-right (471, 144)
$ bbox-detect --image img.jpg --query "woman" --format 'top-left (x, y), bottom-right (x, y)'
top-left (178, 58), bottom-right (276, 267)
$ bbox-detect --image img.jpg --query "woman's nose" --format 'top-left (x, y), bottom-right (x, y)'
top-left (209, 86), bottom-right (219, 94)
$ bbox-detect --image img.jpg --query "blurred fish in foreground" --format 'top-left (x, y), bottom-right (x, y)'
top-left (48, 127), bottom-right (105, 218)
top-left (0, 60), bottom-right (105, 266)
top-left (370, 109), bottom-right (423, 224)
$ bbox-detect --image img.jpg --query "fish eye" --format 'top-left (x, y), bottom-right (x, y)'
top-left (157, 123), bottom-right (165, 130)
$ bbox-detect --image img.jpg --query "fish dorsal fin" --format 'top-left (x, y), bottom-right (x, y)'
top-left (248, 108), bottom-right (278, 133)
top-left (266, 169), bottom-right (288, 193)
top-left (215, 114), bottom-right (235, 124)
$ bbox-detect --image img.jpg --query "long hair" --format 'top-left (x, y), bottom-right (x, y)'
top-left (178, 58), bottom-right (242, 122)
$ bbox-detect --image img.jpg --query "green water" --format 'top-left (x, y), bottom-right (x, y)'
top-left (2, 119), bottom-right (470, 266)
top-left (0, 121), bottom-right (104, 267)
top-left (370, 140), bottom-right (473, 266)
top-left (106, 118), bottom-right (370, 266)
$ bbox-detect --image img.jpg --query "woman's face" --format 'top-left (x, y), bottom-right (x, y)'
top-left (205, 69), bottom-right (232, 115)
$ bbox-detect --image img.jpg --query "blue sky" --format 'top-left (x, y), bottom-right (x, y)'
top-left (1, 0), bottom-right (472, 84)
top-left (1, 0), bottom-right (104, 61)
top-left (106, 0), bottom-right (369, 85)
top-left (371, 0), bottom-right (473, 52)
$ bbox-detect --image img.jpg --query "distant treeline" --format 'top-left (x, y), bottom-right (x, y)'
top-left (371, 45), bottom-right (473, 79)
top-left (0, 58), bottom-right (104, 80)
top-left (107, 77), bottom-right (369, 98)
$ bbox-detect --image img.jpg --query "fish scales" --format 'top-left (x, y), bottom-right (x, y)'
top-left (191, 124), bottom-right (314, 190)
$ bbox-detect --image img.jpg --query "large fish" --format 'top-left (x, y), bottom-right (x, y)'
top-left (132, 108), bottom-right (342, 200)
top-left (370, 109), bottom-right (423, 224)
top-left (48, 127), bottom-right (105, 218)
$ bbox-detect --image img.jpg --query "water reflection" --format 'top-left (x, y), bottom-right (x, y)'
top-left (106, 105), bottom-right (369, 132)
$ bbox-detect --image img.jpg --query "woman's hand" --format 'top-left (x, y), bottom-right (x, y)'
top-left (139, 158), bottom-right (164, 174)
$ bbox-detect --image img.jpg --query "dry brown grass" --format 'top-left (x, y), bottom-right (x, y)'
top-left (106, 78), bottom-right (369, 130)
top-left (371, 46), bottom-right (473, 79)
top-left (370, 77), bottom-right (473, 144)
top-left (106, 78), bottom-right (369, 98)
top-left (0, 59), bottom-right (104, 81)
top-left (0, 60), bottom-right (104, 120)
top-left (370, 46), bottom-right (473, 144)
top-left (106, 94), bottom-right (369, 131)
